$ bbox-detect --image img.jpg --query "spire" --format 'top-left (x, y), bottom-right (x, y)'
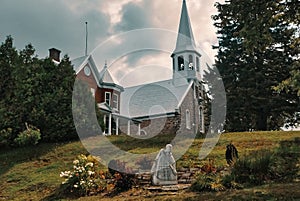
top-left (174, 0), bottom-right (197, 53)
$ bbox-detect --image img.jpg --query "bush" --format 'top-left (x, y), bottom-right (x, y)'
top-left (0, 128), bottom-right (12, 147)
top-left (108, 159), bottom-right (137, 195)
top-left (191, 173), bottom-right (225, 192)
top-left (227, 138), bottom-right (300, 187)
top-left (14, 123), bottom-right (41, 146)
top-left (230, 150), bottom-right (273, 186)
top-left (60, 154), bottom-right (107, 196)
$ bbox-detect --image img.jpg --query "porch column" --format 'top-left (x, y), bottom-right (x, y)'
top-left (138, 123), bottom-right (141, 135)
top-left (127, 120), bottom-right (131, 135)
top-left (108, 113), bottom-right (112, 135)
top-left (103, 115), bottom-right (106, 135)
top-left (116, 118), bottom-right (119, 136)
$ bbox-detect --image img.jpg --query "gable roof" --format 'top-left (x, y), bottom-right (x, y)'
top-left (120, 79), bottom-right (193, 118)
top-left (71, 55), bottom-right (123, 91)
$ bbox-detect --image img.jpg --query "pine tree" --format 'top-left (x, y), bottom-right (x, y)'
top-left (213, 0), bottom-right (299, 131)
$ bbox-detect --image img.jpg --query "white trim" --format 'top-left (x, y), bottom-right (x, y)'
top-left (108, 113), bottom-right (112, 135)
top-left (127, 121), bottom-right (131, 135)
top-left (90, 88), bottom-right (95, 97)
top-left (176, 81), bottom-right (193, 109)
top-left (116, 118), bottom-right (119, 135)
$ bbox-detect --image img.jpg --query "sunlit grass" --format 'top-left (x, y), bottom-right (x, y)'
top-left (0, 131), bottom-right (299, 200)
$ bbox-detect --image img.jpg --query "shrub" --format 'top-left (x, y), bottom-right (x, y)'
top-left (191, 173), bottom-right (225, 192)
top-left (230, 150), bottom-right (273, 186)
top-left (107, 159), bottom-right (137, 195)
top-left (60, 154), bottom-right (107, 196)
top-left (14, 123), bottom-right (41, 146)
top-left (0, 128), bottom-right (12, 147)
top-left (227, 139), bottom-right (300, 186)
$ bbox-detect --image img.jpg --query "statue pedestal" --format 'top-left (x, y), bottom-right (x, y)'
top-left (152, 174), bottom-right (178, 185)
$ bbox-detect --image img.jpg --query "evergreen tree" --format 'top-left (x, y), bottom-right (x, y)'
top-left (0, 36), bottom-right (78, 143)
top-left (213, 0), bottom-right (299, 131)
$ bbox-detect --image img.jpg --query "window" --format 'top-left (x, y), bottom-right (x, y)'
top-left (90, 88), bottom-right (95, 97)
top-left (172, 58), bottom-right (175, 71)
top-left (178, 56), bottom-right (184, 71)
top-left (186, 110), bottom-right (191, 129)
top-left (196, 57), bottom-right (200, 72)
top-left (113, 93), bottom-right (119, 110)
top-left (105, 92), bottom-right (111, 106)
top-left (199, 107), bottom-right (203, 132)
top-left (188, 55), bottom-right (194, 70)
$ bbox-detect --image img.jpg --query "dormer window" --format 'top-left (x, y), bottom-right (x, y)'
top-left (178, 56), bottom-right (184, 71)
top-left (188, 55), bottom-right (194, 70)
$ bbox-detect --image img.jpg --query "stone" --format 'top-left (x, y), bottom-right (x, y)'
top-left (151, 144), bottom-right (178, 185)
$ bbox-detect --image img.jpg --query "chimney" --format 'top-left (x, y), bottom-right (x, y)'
top-left (49, 48), bottom-right (61, 62)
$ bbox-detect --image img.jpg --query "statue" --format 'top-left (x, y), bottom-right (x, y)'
top-left (151, 144), bottom-right (177, 185)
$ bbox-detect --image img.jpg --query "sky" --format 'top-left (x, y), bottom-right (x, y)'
top-left (0, 0), bottom-right (224, 86)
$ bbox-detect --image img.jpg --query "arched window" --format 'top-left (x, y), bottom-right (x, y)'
top-left (186, 110), bottom-right (191, 129)
top-left (178, 56), bottom-right (184, 71)
top-left (196, 57), bottom-right (200, 72)
top-left (188, 55), bottom-right (194, 70)
top-left (199, 107), bottom-right (203, 132)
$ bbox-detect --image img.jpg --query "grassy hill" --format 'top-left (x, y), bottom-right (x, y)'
top-left (0, 131), bottom-right (299, 200)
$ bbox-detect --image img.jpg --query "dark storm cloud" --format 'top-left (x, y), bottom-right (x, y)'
top-left (114, 2), bottom-right (151, 32)
top-left (111, 1), bottom-right (160, 67)
top-left (0, 0), bottom-right (110, 58)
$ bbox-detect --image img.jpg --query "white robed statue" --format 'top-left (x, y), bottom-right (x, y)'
top-left (151, 144), bottom-right (177, 185)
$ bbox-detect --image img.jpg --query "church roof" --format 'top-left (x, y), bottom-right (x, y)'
top-left (71, 55), bottom-right (89, 73)
top-left (71, 55), bottom-right (123, 91)
top-left (99, 63), bottom-right (118, 85)
top-left (120, 79), bottom-right (193, 118)
top-left (173, 0), bottom-right (198, 54)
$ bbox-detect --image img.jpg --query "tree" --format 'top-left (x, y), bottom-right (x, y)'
top-left (213, 0), bottom-right (299, 131)
top-left (0, 36), bottom-right (79, 144)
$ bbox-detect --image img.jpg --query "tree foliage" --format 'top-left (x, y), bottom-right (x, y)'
top-left (0, 36), bottom-right (78, 143)
top-left (212, 0), bottom-right (299, 131)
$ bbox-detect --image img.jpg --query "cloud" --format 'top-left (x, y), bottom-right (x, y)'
top-left (113, 2), bottom-right (152, 32)
top-left (0, 0), bottom-right (110, 58)
top-left (0, 0), bottom-right (224, 86)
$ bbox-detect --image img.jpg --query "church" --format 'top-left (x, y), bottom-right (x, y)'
top-left (65, 0), bottom-right (206, 136)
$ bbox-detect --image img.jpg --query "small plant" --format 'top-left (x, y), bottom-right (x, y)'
top-left (60, 154), bottom-right (107, 196)
top-left (14, 123), bottom-right (41, 146)
top-left (107, 159), bottom-right (137, 195)
top-left (191, 173), bottom-right (225, 192)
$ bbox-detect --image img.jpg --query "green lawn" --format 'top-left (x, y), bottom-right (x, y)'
top-left (0, 131), bottom-right (299, 200)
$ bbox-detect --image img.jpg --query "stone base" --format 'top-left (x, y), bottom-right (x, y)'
top-left (152, 175), bottom-right (178, 186)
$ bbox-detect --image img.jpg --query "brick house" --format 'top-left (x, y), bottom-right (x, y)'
top-left (65, 0), bottom-right (207, 136)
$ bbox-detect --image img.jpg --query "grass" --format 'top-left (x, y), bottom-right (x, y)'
top-left (0, 131), bottom-right (299, 200)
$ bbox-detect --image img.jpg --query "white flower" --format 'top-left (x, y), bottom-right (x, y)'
top-left (74, 184), bottom-right (78, 188)
top-left (85, 162), bottom-right (93, 167)
top-left (88, 171), bottom-right (94, 176)
top-left (73, 160), bottom-right (79, 165)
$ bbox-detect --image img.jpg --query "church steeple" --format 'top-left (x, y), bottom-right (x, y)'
top-left (172, 0), bottom-right (201, 83)
top-left (174, 0), bottom-right (196, 53)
